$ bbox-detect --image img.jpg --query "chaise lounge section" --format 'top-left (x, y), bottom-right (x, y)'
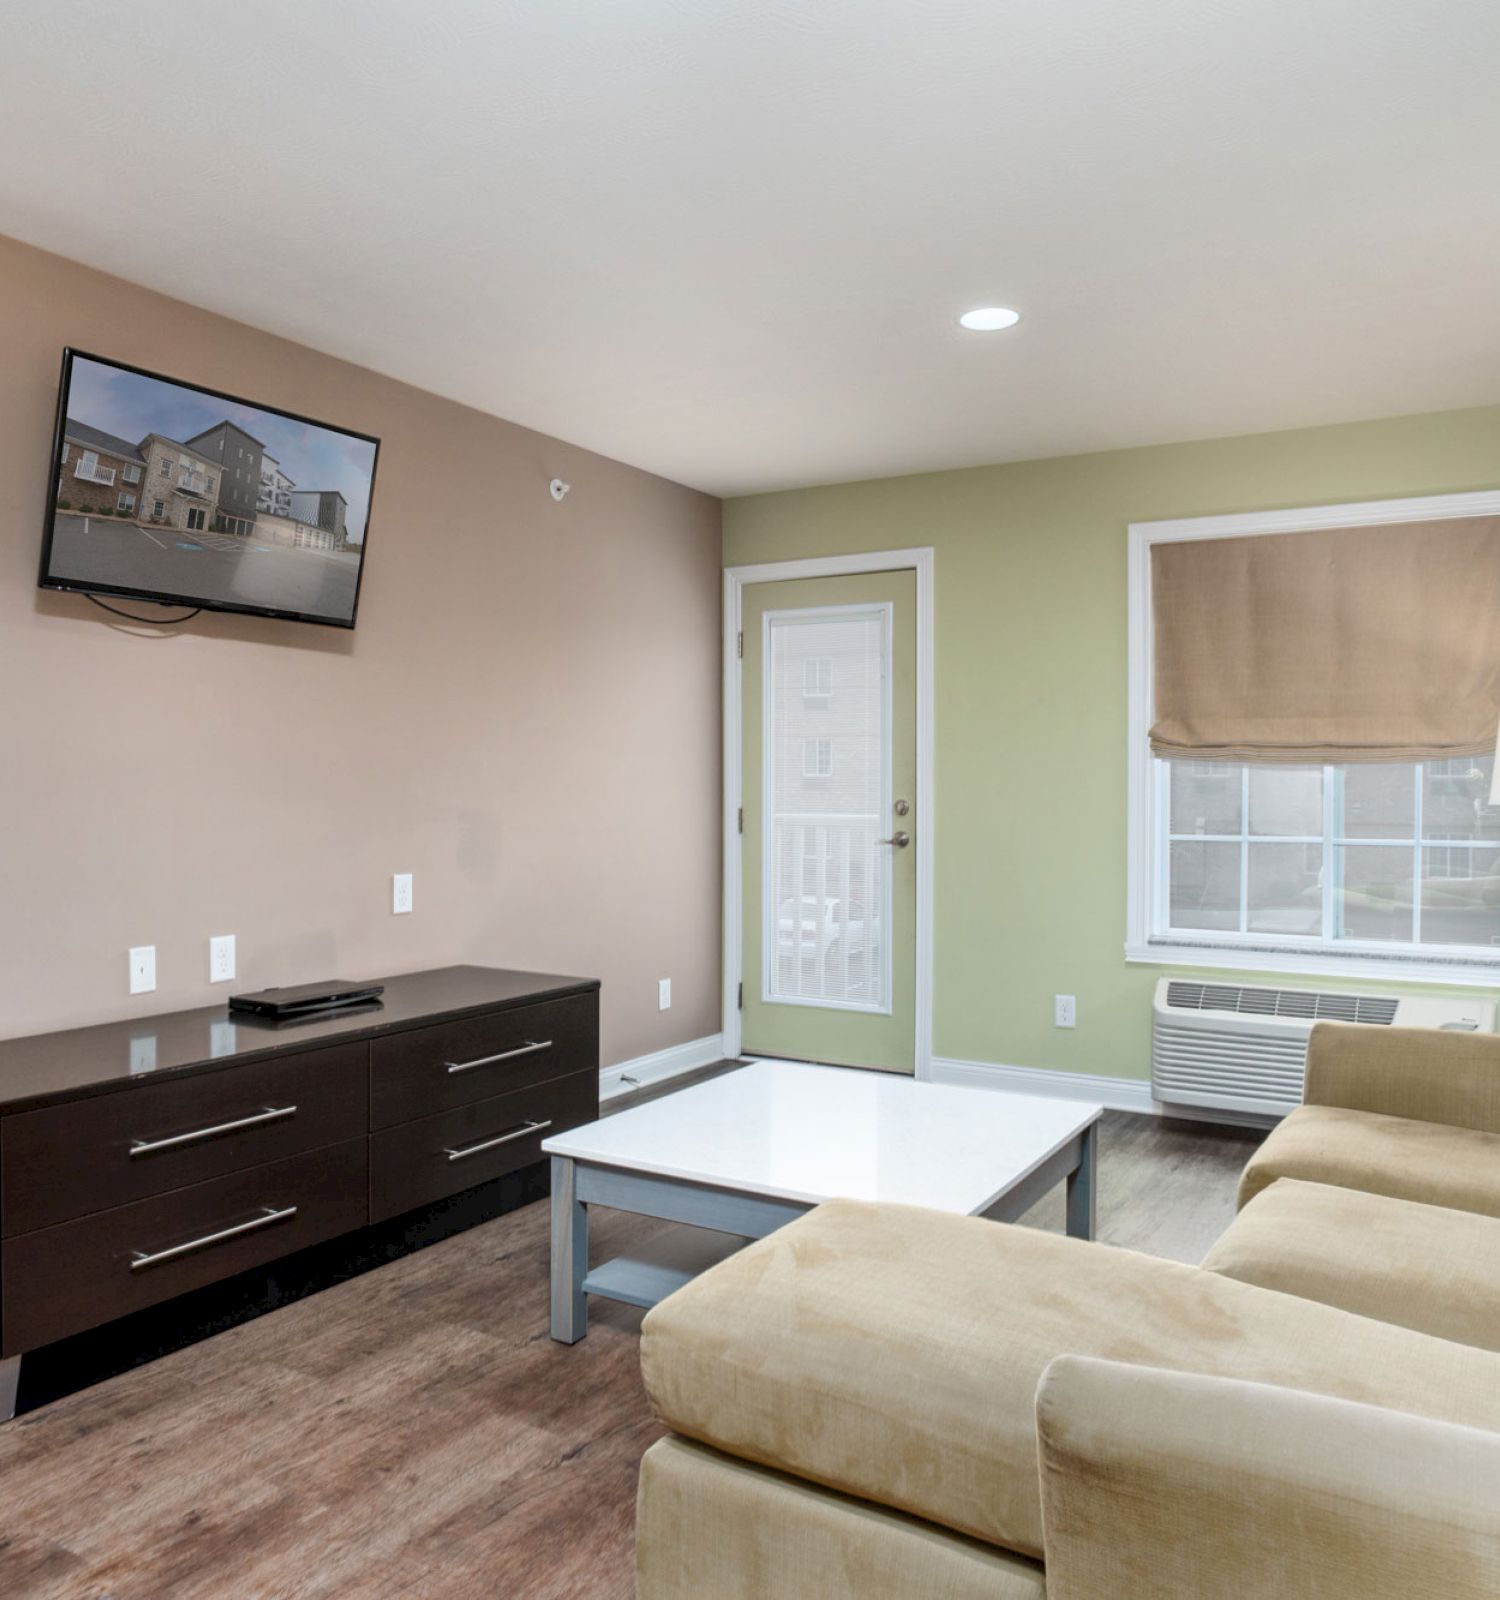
top-left (634, 1022), bottom-right (1500, 1596)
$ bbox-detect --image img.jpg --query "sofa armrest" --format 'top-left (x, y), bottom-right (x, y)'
top-left (1303, 1020), bottom-right (1500, 1133)
top-left (1035, 1355), bottom-right (1500, 1600)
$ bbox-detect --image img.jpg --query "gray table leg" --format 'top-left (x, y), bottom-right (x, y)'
top-left (1065, 1122), bottom-right (1098, 1241)
top-left (0, 1355), bottom-right (19, 1423)
top-left (550, 1155), bottom-right (588, 1343)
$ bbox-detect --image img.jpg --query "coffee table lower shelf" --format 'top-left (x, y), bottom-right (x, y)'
top-left (548, 1116), bottom-right (1096, 1343)
top-left (581, 1231), bottom-right (747, 1311)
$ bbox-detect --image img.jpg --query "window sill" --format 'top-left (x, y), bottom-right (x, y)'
top-left (1124, 939), bottom-right (1500, 990)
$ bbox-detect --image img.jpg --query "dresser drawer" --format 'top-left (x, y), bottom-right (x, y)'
top-left (370, 1069), bottom-right (597, 1222)
top-left (1, 1042), bottom-right (368, 1237)
top-left (2, 1138), bottom-right (367, 1355)
top-left (369, 992), bottom-right (597, 1129)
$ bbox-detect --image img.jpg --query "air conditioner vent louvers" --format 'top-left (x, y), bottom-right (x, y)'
top-left (1164, 982), bottom-right (1398, 1026)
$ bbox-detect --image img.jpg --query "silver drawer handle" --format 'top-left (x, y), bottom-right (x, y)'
top-left (130, 1104), bottom-right (298, 1158)
top-left (444, 1040), bottom-right (552, 1074)
top-left (443, 1119), bottom-right (552, 1162)
top-left (129, 1205), bottom-right (298, 1271)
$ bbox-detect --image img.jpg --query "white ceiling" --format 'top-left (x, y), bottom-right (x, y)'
top-left (3, 2), bottom-right (1499, 497)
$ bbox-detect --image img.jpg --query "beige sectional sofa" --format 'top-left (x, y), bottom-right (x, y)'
top-left (634, 1022), bottom-right (1500, 1597)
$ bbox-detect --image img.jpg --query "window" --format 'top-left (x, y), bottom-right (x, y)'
top-left (1129, 490), bottom-right (1500, 979)
top-left (803, 738), bottom-right (833, 778)
top-left (803, 657), bottom-right (833, 698)
top-left (122, 464), bottom-right (141, 484)
top-left (152, 499), bottom-right (165, 518)
top-left (117, 491), bottom-right (135, 513)
top-left (207, 473), bottom-right (216, 492)
top-left (1161, 756), bottom-right (1500, 952)
top-left (158, 458), bottom-right (171, 477)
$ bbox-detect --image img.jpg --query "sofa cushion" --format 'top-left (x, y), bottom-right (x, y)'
top-left (1203, 1178), bottom-right (1500, 1351)
top-left (640, 1198), bottom-right (1500, 1562)
top-left (1239, 1103), bottom-right (1500, 1217)
top-left (637, 1437), bottom-right (1047, 1600)
top-left (1036, 1356), bottom-right (1500, 1599)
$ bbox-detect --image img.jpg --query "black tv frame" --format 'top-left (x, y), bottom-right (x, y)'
top-left (38, 348), bottom-right (381, 630)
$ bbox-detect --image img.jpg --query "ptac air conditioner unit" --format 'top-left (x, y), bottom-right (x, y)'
top-left (1150, 979), bottom-right (1495, 1119)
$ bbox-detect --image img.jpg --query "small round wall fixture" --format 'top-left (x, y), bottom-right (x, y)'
top-left (958, 306), bottom-right (1021, 332)
top-left (550, 478), bottom-right (571, 501)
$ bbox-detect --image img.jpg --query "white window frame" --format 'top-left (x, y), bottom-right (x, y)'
top-left (117, 490), bottom-right (135, 513)
top-left (122, 464), bottom-right (141, 484)
top-left (803, 656), bottom-right (833, 699)
top-left (802, 736), bottom-right (833, 778)
top-left (1127, 487), bottom-right (1500, 987)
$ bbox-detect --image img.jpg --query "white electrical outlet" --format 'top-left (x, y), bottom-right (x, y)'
top-left (1054, 993), bottom-right (1077, 1029)
top-left (129, 1033), bottom-right (157, 1073)
top-left (209, 934), bottom-right (236, 984)
top-left (659, 978), bottom-right (672, 1011)
top-left (393, 873), bottom-right (413, 915)
top-left (129, 945), bottom-right (156, 995)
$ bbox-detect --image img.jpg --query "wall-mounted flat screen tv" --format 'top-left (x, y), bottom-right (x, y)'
top-left (39, 349), bottom-right (380, 628)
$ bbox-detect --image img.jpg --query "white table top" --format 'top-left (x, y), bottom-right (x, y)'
top-left (543, 1061), bottom-right (1102, 1215)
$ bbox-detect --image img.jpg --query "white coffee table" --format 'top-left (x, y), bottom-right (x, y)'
top-left (542, 1061), bottom-right (1101, 1342)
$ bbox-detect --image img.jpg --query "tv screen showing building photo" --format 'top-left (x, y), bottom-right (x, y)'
top-left (39, 350), bottom-right (380, 628)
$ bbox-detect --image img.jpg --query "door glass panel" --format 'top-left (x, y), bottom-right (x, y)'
top-left (765, 605), bottom-right (890, 1011)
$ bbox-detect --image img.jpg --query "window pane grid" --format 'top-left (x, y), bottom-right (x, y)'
top-left (1158, 755), bottom-right (1500, 956)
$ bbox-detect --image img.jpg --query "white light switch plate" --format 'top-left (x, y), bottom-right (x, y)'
top-left (393, 873), bottom-right (414, 915)
top-left (659, 978), bottom-right (672, 1011)
top-left (129, 945), bottom-right (156, 995)
top-left (209, 934), bottom-right (236, 983)
top-left (1054, 993), bottom-right (1077, 1029)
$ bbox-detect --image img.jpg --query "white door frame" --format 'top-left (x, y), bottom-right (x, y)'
top-left (723, 548), bottom-right (936, 1077)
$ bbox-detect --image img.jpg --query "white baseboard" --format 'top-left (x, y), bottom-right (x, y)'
top-left (929, 1055), bottom-right (1159, 1115)
top-left (928, 1055), bottom-right (1279, 1127)
top-left (601, 1033), bottom-right (727, 1101)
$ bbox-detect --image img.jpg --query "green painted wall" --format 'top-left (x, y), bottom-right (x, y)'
top-left (725, 404), bottom-right (1500, 1081)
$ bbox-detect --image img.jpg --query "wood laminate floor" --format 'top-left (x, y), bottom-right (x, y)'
top-left (0, 1092), bottom-right (1263, 1599)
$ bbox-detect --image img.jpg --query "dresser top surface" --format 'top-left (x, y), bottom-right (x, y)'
top-left (0, 966), bottom-right (599, 1114)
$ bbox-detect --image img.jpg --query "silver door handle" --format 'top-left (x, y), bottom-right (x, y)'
top-left (444, 1041), bottom-right (552, 1074)
top-left (443, 1119), bottom-right (552, 1162)
top-left (130, 1104), bottom-right (298, 1158)
top-left (877, 832), bottom-right (911, 848)
top-left (130, 1205), bottom-right (297, 1271)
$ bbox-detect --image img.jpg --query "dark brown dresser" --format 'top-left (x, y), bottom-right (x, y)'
top-left (0, 965), bottom-right (599, 1419)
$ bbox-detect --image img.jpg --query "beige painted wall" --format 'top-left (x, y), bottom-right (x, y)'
top-left (726, 404), bottom-right (1500, 1081)
top-left (0, 234), bottom-right (722, 1065)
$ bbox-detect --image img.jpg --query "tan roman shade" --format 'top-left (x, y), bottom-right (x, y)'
top-left (1150, 515), bottom-right (1500, 763)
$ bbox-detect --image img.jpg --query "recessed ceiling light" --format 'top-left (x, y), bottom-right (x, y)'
top-left (959, 306), bottom-right (1021, 332)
